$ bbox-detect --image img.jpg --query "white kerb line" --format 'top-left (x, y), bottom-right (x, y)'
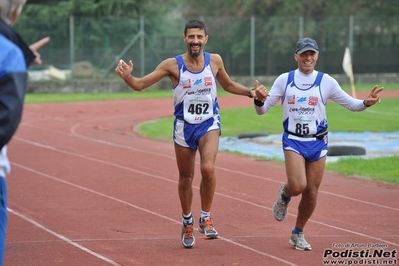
top-left (7, 208), bottom-right (122, 266)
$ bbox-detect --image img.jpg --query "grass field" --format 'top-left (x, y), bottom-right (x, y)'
top-left (24, 83), bottom-right (399, 184)
top-left (136, 98), bottom-right (399, 184)
top-left (24, 82), bottom-right (397, 104)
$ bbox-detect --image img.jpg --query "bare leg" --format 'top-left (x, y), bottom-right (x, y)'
top-left (283, 151), bottom-right (307, 198)
top-left (284, 151), bottom-right (326, 228)
top-left (174, 143), bottom-right (196, 215)
top-left (198, 130), bottom-right (220, 212)
top-left (295, 157), bottom-right (326, 229)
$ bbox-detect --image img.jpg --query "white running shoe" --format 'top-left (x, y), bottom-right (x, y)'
top-left (289, 232), bottom-right (312, 251)
top-left (273, 185), bottom-right (289, 221)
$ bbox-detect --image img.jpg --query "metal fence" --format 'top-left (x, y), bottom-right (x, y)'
top-left (15, 15), bottom-right (399, 78)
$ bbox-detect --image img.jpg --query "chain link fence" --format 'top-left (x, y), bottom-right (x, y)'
top-left (15, 15), bottom-right (399, 79)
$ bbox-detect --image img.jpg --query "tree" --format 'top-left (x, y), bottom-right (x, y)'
top-left (22, 0), bottom-right (180, 19)
top-left (15, 0), bottom-right (181, 68)
top-left (180, 0), bottom-right (399, 18)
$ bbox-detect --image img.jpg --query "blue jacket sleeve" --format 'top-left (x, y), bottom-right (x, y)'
top-left (0, 39), bottom-right (27, 149)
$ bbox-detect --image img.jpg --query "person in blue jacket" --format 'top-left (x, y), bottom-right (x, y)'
top-left (0, 0), bottom-right (49, 264)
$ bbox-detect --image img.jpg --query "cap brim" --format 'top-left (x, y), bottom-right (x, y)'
top-left (296, 48), bottom-right (319, 54)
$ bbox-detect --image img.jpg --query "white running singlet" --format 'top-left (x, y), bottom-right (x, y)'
top-left (173, 52), bottom-right (219, 124)
top-left (255, 69), bottom-right (367, 137)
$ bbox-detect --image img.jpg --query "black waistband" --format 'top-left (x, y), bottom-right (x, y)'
top-left (285, 128), bottom-right (328, 140)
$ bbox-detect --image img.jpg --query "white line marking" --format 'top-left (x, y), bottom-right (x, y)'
top-left (71, 120), bottom-right (399, 212)
top-left (217, 192), bottom-right (399, 247)
top-left (8, 208), bottom-right (122, 266)
top-left (11, 162), bottom-right (297, 266)
top-left (13, 110), bottom-right (399, 262)
top-left (16, 128), bottom-right (399, 213)
top-left (11, 142), bottom-right (399, 248)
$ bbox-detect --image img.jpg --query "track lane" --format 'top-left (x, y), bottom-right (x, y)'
top-left (5, 95), bottom-right (399, 265)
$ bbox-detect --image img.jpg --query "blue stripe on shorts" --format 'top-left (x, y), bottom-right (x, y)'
top-left (174, 114), bottom-right (220, 150)
top-left (282, 132), bottom-right (328, 162)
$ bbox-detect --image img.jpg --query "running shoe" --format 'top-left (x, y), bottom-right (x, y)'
top-left (273, 185), bottom-right (289, 221)
top-left (181, 222), bottom-right (195, 248)
top-left (198, 216), bottom-right (218, 239)
top-left (289, 232), bottom-right (312, 251)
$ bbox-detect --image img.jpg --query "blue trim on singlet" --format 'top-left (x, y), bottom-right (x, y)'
top-left (175, 54), bottom-right (185, 74)
top-left (173, 52), bottom-right (218, 122)
top-left (282, 70), bottom-right (324, 104)
top-left (173, 55), bottom-right (185, 119)
top-left (174, 52), bottom-right (211, 75)
top-left (282, 70), bottom-right (327, 135)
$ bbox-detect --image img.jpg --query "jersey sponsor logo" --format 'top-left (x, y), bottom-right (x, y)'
top-left (289, 107), bottom-right (315, 115)
top-left (193, 79), bottom-right (202, 85)
top-left (297, 97), bottom-right (307, 103)
top-left (298, 107), bottom-right (315, 115)
top-left (287, 95), bottom-right (295, 104)
top-left (204, 76), bottom-right (213, 86)
top-left (308, 96), bottom-right (318, 106)
top-left (181, 79), bottom-right (191, 89)
top-left (193, 116), bottom-right (204, 122)
top-left (195, 88), bottom-right (211, 96)
top-left (293, 116), bottom-right (312, 123)
top-left (187, 88), bottom-right (211, 96)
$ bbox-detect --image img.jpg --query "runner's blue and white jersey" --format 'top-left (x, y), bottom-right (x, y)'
top-left (255, 69), bottom-right (367, 138)
top-left (173, 52), bottom-right (219, 124)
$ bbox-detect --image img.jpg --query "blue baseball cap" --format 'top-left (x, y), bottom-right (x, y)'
top-left (295, 37), bottom-right (319, 54)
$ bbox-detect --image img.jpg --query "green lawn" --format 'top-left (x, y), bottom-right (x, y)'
top-left (25, 84), bottom-right (399, 184)
top-left (24, 82), bottom-right (397, 104)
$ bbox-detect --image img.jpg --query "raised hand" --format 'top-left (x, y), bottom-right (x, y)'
top-left (115, 60), bottom-right (134, 80)
top-left (253, 80), bottom-right (269, 102)
top-left (364, 85), bottom-right (384, 106)
top-left (29, 37), bottom-right (50, 65)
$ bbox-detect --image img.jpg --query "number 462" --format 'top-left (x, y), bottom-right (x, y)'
top-left (188, 103), bottom-right (209, 115)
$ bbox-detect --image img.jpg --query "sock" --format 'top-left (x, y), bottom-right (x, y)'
top-left (292, 226), bottom-right (303, 234)
top-left (200, 210), bottom-right (211, 220)
top-left (281, 188), bottom-right (291, 203)
top-left (182, 212), bottom-right (193, 225)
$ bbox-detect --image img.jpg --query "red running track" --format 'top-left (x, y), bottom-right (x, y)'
top-left (5, 93), bottom-right (399, 266)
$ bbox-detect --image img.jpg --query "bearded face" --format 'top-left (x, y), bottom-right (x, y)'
top-left (189, 43), bottom-right (201, 58)
top-left (184, 28), bottom-right (208, 58)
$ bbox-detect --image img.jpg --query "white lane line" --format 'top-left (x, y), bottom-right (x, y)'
top-left (318, 190), bottom-right (399, 212)
top-left (8, 208), bottom-right (121, 266)
top-left (17, 124), bottom-right (399, 213)
top-left (217, 192), bottom-right (399, 247)
top-left (11, 162), bottom-right (297, 266)
top-left (11, 140), bottom-right (399, 248)
top-left (70, 120), bottom-right (399, 212)
top-left (216, 166), bottom-right (399, 212)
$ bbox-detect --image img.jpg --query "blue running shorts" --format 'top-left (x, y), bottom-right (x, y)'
top-left (282, 132), bottom-right (328, 162)
top-left (174, 114), bottom-right (221, 150)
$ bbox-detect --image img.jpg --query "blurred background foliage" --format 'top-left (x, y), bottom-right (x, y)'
top-left (14, 0), bottom-right (399, 77)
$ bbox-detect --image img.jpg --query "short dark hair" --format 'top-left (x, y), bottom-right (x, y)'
top-left (184, 20), bottom-right (207, 36)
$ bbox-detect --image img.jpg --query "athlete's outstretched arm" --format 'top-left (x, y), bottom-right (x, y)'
top-left (211, 54), bottom-right (267, 101)
top-left (115, 58), bottom-right (176, 91)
